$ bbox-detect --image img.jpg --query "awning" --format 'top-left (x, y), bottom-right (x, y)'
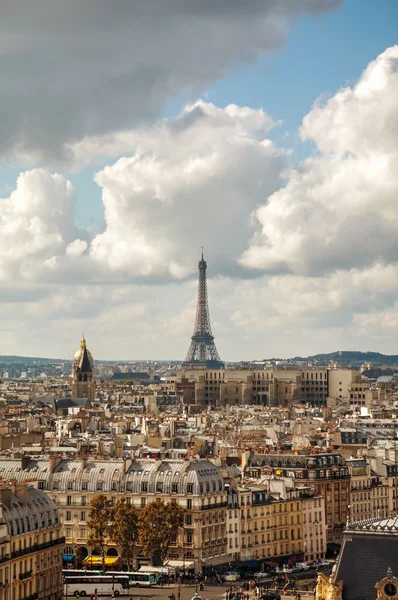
top-left (167, 560), bottom-right (195, 570)
top-left (82, 556), bottom-right (120, 566)
top-left (63, 554), bottom-right (75, 563)
top-left (203, 555), bottom-right (231, 567)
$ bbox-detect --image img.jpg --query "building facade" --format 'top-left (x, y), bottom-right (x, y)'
top-left (248, 453), bottom-right (350, 544)
top-left (238, 485), bottom-right (304, 565)
top-left (0, 457), bottom-right (228, 573)
top-left (0, 482), bottom-right (63, 600)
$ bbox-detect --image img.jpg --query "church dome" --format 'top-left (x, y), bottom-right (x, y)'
top-left (73, 334), bottom-right (94, 372)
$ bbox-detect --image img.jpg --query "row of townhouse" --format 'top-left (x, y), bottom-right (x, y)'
top-left (0, 456), bottom-right (329, 573)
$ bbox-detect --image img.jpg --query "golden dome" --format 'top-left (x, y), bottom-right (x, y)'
top-left (73, 334), bottom-right (94, 372)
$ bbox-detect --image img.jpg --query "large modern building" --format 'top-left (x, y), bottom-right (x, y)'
top-left (168, 367), bottom-right (364, 408)
top-left (0, 482), bottom-right (64, 600)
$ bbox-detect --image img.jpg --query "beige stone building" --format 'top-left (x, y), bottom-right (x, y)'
top-left (0, 457), bottom-right (228, 573)
top-left (248, 453), bottom-right (350, 543)
top-left (328, 368), bottom-right (361, 402)
top-left (238, 485), bottom-right (304, 564)
top-left (170, 366), bottom-right (364, 408)
top-left (301, 489), bottom-right (327, 562)
top-left (0, 482), bottom-right (63, 600)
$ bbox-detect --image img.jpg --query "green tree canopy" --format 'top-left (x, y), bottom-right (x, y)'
top-left (109, 498), bottom-right (139, 569)
top-left (139, 499), bottom-right (184, 565)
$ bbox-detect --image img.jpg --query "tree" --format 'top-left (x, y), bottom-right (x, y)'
top-left (139, 499), bottom-right (185, 566)
top-left (87, 494), bottom-right (112, 571)
top-left (110, 499), bottom-right (139, 570)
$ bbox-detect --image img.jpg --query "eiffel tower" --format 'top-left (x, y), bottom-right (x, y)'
top-left (183, 252), bottom-right (224, 369)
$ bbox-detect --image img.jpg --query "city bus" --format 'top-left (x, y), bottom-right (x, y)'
top-left (64, 575), bottom-right (129, 596)
top-left (63, 569), bottom-right (101, 578)
top-left (106, 571), bottom-right (156, 586)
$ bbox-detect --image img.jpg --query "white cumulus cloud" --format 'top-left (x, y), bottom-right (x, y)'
top-left (90, 101), bottom-right (284, 279)
top-left (240, 45), bottom-right (398, 276)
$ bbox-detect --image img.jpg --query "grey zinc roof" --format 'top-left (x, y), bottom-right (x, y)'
top-left (0, 457), bottom-right (224, 495)
top-left (1, 487), bottom-right (59, 536)
top-left (125, 459), bottom-right (224, 495)
top-left (335, 529), bottom-right (398, 600)
top-left (347, 516), bottom-right (398, 533)
top-left (0, 459), bottom-right (50, 482)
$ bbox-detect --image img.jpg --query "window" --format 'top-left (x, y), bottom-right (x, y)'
top-left (80, 512), bottom-right (86, 522)
top-left (172, 483), bottom-right (178, 493)
top-left (82, 481), bottom-right (88, 491)
top-left (142, 482), bottom-right (148, 492)
top-left (186, 532), bottom-right (193, 543)
top-left (187, 483), bottom-right (194, 494)
top-left (97, 482), bottom-right (103, 491)
top-left (81, 496), bottom-right (87, 506)
top-left (66, 496), bottom-right (72, 506)
top-left (66, 511), bottom-right (71, 521)
top-left (141, 498), bottom-right (146, 508)
top-left (187, 499), bottom-right (192, 510)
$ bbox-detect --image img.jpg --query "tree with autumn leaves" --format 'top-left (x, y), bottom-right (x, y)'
top-left (87, 495), bottom-right (184, 567)
top-left (110, 498), bottom-right (139, 569)
top-left (138, 498), bottom-right (185, 565)
top-left (86, 494), bottom-right (111, 571)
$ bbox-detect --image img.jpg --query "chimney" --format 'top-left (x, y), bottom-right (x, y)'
top-left (12, 483), bottom-right (28, 505)
top-left (21, 455), bottom-right (30, 471)
top-left (49, 454), bottom-right (63, 474)
top-left (123, 456), bottom-right (133, 474)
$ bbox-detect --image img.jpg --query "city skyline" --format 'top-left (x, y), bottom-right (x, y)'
top-left (0, 1), bottom-right (398, 360)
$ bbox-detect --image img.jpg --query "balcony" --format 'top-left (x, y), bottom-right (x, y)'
top-left (19, 570), bottom-right (33, 581)
top-left (201, 502), bottom-right (228, 511)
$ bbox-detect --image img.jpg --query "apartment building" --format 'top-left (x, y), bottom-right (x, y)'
top-left (238, 485), bottom-right (303, 565)
top-left (248, 453), bottom-right (350, 543)
top-left (0, 482), bottom-right (63, 600)
top-left (0, 456), bottom-right (228, 573)
top-left (301, 489), bottom-right (327, 562)
top-left (226, 484), bottom-right (241, 560)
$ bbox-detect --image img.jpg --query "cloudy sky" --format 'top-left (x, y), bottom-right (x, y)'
top-left (1, 0), bottom-right (398, 361)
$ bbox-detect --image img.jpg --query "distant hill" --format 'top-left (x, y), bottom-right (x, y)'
top-left (265, 351), bottom-right (398, 367)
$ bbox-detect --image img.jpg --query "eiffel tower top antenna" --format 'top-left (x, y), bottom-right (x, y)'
top-left (182, 252), bottom-right (224, 369)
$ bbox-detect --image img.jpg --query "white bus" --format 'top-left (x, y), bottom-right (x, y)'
top-left (106, 571), bottom-right (156, 586)
top-left (64, 575), bottom-right (129, 596)
top-left (63, 569), bottom-right (101, 578)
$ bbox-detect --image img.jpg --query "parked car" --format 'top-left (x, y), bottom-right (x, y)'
top-left (294, 562), bottom-right (311, 571)
top-left (316, 561), bottom-right (330, 568)
top-left (224, 571), bottom-right (239, 582)
top-left (254, 572), bottom-right (270, 579)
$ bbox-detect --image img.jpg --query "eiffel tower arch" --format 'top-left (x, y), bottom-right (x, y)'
top-left (182, 253), bottom-right (224, 369)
